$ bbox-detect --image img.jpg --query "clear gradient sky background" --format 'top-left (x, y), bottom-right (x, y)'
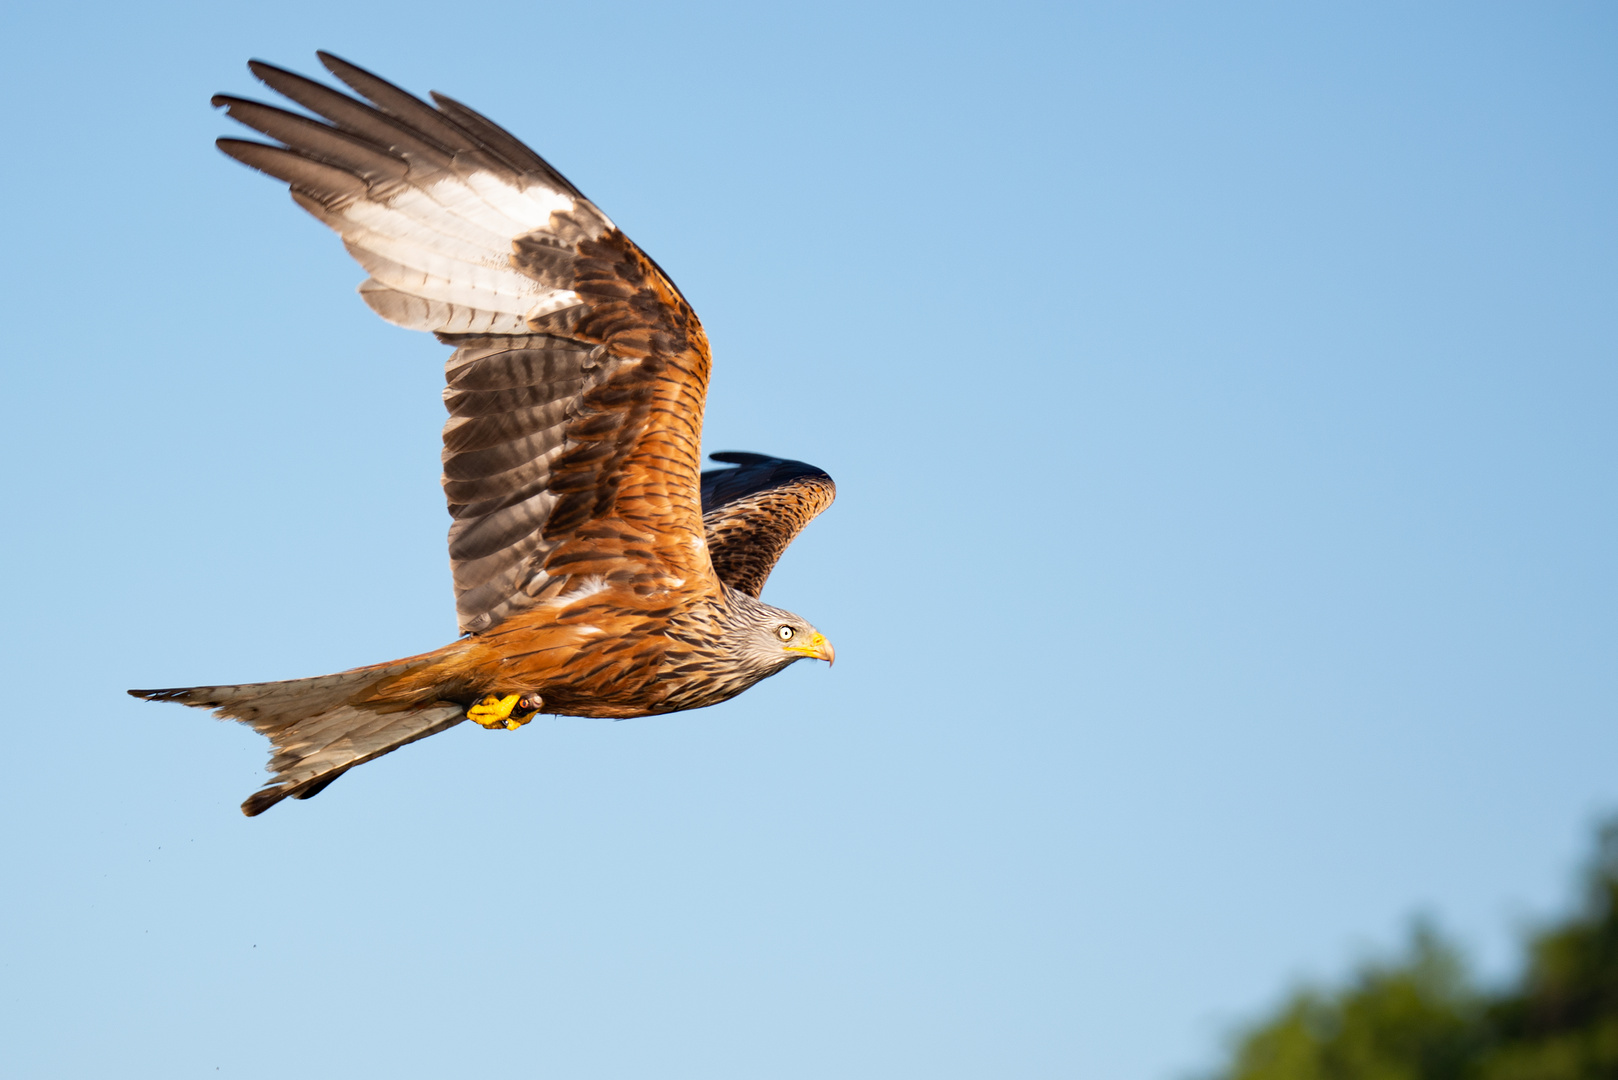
top-left (2, 3), bottom-right (1615, 1077)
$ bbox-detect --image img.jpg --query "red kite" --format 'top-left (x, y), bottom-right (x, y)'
top-left (131, 54), bottom-right (836, 816)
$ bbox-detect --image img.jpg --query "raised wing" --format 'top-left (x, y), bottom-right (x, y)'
top-left (214, 53), bottom-right (714, 632)
top-left (699, 452), bottom-right (835, 598)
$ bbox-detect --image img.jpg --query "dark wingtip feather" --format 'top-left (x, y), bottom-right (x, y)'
top-left (240, 768), bottom-right (349, 815)
top-left (240, 787), bottom-right (285, 817)
top-left (214, 138), bottom-right (367, 208)
top-left (313, 51), bottom-right (485, 162)
top-left (291, 771), bottom-right (347, 800)
top-left (247, 58), bottom-right (293, 81)
top-left (704, 451), bottom-right (830, 485)
top-left (129, 687), bottom-right (188, 702)
top-left (428, 90), bottom-right (583, 195)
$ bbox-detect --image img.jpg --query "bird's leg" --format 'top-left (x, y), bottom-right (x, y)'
top-left (465, 692), bottom-right (545, 731)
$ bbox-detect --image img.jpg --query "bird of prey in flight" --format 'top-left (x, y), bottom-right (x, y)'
top-left (131, 53), bottom-right (836, 816)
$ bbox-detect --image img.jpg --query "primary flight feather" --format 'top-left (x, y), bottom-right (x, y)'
top-left (131, 53), bottom-right (836, 816)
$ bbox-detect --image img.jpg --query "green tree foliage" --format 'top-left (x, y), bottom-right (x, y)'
top-left (1479, 822), bottom-right (1618, 1080)
top-left (1207, 822), bottom-right (1618, 1080)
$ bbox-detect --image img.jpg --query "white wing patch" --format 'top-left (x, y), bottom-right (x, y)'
top-left (457, 171), bottom-right (578, 228)
top-left (300, 166), bottom-right (595, 335)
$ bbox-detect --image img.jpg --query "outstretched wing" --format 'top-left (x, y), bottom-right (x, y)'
top-left (215, 53), bottom-right (714, 632)
top-left (699, 452), bottom-right (835, 598)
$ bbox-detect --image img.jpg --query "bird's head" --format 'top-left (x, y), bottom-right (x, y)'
top-left (770, 618), bottom-right (835, 666)
top-left (728, 594), bottom-right (834, 672)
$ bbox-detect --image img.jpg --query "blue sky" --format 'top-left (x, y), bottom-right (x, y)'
top-left (2, 2), bottom-right (1615, 1077)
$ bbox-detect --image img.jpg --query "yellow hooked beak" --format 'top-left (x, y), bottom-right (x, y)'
top-left (784, 631), bottom-right (835, 665)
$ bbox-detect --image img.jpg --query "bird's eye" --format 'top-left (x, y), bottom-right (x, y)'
top-left (777, 625), bottom-right (796, 641)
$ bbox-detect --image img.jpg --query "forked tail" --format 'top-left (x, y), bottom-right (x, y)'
top-left (130, 656), bottom-right (466, 816)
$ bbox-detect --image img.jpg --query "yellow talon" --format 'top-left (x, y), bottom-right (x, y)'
top-left (467, 693), bottom-right (522, 729)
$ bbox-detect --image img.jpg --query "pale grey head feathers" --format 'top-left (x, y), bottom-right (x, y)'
top-left (723, 589), bottom-right (828, 676)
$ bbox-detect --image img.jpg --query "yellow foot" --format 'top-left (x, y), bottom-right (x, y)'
top-left (466, 693), bottom-right (544, 730)
top-left (467, 693), bottom-right (527, 730)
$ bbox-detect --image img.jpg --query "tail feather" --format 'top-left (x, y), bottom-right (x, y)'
top-left (131, 660), bottom-right (465, 816)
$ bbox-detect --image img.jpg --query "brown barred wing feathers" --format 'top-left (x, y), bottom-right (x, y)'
top-left (213, 53), bottom-right (716, 632)
top-left (700, 453), bottom-right (836, 598)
